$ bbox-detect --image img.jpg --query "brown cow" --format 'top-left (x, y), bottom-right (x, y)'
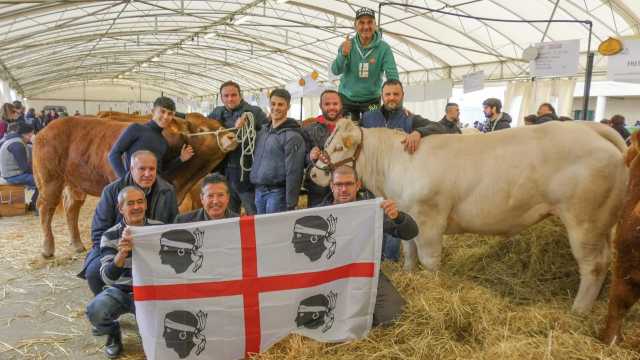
top-left (601, 130), bottom-right (640, 345)
top-left (33, 116), bottom-right (236, 258)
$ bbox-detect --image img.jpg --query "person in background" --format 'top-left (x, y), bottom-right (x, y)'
top-left (175, 173), bottom-right (238, 223)
top-left (331, 7), bottom-right (399, 123)
top-left (24, 108), bottom-right (43, 133)
top-left (558, 116), bottom-right (573, 122)
top-left (250, 88), bottom-right (305, 214)
top-left (12, 101), bottom-right (25, 123)
top-left (74, 110), bottom-right (81, 116)
top-left (524, 114), bottom-right (538, 126)
top-left (482, 98), bottom-right (512, 132)
top-left (600, 118), bottom-right (610, 126)
top-left (610, 114), bottom-right (631, 144)
top-left (207, 81), bottom-right (268, 215)
top-left (320, 165), bottom-right (418, 327)
top-left (0, 103), bottom-right (17, 139)
top-left (0, 122), bottom-right (38, 212)
top-left (108, 96), bottom-right (194, 178)
top-left (303, 89), bottom-right (343, 207)
top-left (536, 103), bottom-right (559, 124)
top-left (85, 186), bottom-right (163, 359)
top-left (80, 150), bottom-right (178, 296)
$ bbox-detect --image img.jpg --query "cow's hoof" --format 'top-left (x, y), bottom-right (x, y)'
top-left (403, 263), bottom-right (416, 272)
top-left (72, 244), bottom-right (87, 253)
top-left (41, 252), bottom-right (54, 259)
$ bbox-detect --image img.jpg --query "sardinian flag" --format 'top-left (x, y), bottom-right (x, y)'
top-left (131, 198), bottom-right (383, 359)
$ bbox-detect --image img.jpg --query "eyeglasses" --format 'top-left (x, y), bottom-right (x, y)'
top-left (332, 181), bottom-right (356, 188)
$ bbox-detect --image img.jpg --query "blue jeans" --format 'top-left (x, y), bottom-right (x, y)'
top-left (226, 167), bottom-right (256, 215)
top-left (5, 173), bottom-right (38, 206)
top-left (86, 287), bottom-right (135, 335)
top-left (255, 186), bottom-right (287, 214)
top-left (382, 234), bottom-right (401, 262)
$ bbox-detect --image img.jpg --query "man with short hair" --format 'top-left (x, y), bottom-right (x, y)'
top-left (0, 122), bottom-right (38, 211)
top-left (208, 81), bottom-right (268, 215)
top-left (482, 98), bottom-right (512, 132)
top-left (86, 186), bottom-right (163, 359)
top-left (320, 165), bottom-right (418, 327)
top-left (12, 100), bottom-right (25, 123)
top-left (250, 88), bottom-right (305, 214)
top-left (536, 102), bottom-right (559, 124)
top-left (24, 108), bottom-right (43, 133)
top-left (80, 150), bottom-right (178, 295)
top-left (302, 89), bottom-right (343, 207)
top-left (108, 96), bottom-right (194, 178)
top-left (332, 7), bottom-right (399, 123)
top-left (175, 173), bottom-right (238, 223)
top-left (417, 102), bottom-right (463, 137)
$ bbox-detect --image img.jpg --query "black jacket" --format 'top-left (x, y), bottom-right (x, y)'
top-left (174, 208), bottom-right (239, 223)
top-left (301, 117), bottom-right (334, 200)
top-left (416, 117), bottom-right (462, 137)
top-left (90, 173), bottom-right (178, 247)
top-left (484, 112), bottom-right (512, 132)
top-left (536, 113), bottom-right (559, 124)
top-left (319, 190), bottom-right (419, 240)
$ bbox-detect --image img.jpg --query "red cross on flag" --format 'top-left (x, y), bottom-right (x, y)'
top-left (131, 199), bottom-right (383, 359)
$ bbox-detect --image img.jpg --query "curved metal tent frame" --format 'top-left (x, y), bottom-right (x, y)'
top-left (0, 0), bottom-right (637, 99)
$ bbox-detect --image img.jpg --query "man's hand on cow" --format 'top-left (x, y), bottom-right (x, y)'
top-left (380, 199), bottom-right (399, 220)
top-left (310, 146), bottom-right (321, 161)
top-left (235, 114), bottom-right (247, 129)
top-left (401, 131), bottom-right (422, 154)
top-left (342, 34), bottom-right (352, 57)
top-left (180, 144), bottom-right (195, 162)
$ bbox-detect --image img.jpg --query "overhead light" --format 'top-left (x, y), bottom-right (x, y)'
top-left (277, 0), bottom-right (290, 3)
top-left (151, 56), bottom-right (160, 61)
top-left (234, 15), bottom-right (251, 25)
top-left (166, 49), bottom-right (174, 55)
top-left (204, 32), bottom-right (216, 40)
top-left (141, 62), bottom-right (148, 67)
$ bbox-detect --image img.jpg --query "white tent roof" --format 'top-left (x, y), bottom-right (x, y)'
top-left (0, 0), bottom-right (638, 98)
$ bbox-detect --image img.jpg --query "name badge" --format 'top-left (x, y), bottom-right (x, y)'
top-left (359, 62), bottom-right (369, 78)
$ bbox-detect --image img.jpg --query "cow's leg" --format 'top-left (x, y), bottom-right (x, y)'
top-left (601, 276), bottom-right (640, 345)
top-left (565, 223), bottom-right (610, 314)
top-left (414, 217), bottom-right (447, 272)
top-left (62, 187), bottom-right (87, 253)
top-left (402, 239), bottom-right (418, 271)
top-left (38, 180), bottom-right (65, 258)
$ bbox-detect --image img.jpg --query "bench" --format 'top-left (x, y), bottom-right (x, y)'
top-left (0, 182), bottom-right (27, 217)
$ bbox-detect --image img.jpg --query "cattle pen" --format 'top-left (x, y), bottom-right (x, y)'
top-left (1, 198), bottom-right (639, 359)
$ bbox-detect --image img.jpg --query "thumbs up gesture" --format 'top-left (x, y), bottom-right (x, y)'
top-left (342, 34), bottom-right (352, 57)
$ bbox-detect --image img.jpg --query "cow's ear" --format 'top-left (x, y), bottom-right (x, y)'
top-left (343, 135), bottom-right (353, 149)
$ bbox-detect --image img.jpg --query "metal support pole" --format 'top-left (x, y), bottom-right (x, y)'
top-left (299, 97), bottom-right (303, 121)
top-left (581, 22), bottom-right (594, 121)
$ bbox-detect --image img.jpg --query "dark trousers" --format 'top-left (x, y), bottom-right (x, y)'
top-left (373, 272), bottom-right (406, 327)
top-left (382, 234), bottom-right (401, 262)
top-left (255, 186), bottom-right (287, 214)
top-left (78, 247), bottom-right (105, 296)
top-left (86, 287), bottom-right (135, 335)
top-left (340, 95), bottom-right (380, 124)
top-left (5, 173), bottom-right (38, 206)
top-left (226, 167), bottom-right (256, 215)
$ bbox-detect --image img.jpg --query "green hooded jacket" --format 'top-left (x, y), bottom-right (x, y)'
top-left (331, 31), bottom-right (399, 103)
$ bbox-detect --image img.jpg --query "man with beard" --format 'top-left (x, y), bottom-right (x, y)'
top-left (80, 150), bottom-right (178, 296)
top-left (86, 186), bottom-right (163, 358)
top-left (208, 81), bottom-right (268, 215)
top-left (332, 7), bottom-right (398, 123)
top-left (250, 89), bottom-right (305, 214)
top-left (320, 165), bottom-right (418, 326)
top-left (361, 79), bottom-right (431, 261)
top-left (482, 98), bottom-right (512, 132)
top-left (302, 89), bottom-right (343, 207)
top-left (175, 173), bottom-right (238, 223)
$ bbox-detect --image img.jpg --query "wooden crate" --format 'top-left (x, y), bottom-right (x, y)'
top-left (0, 184), bottom-right (26, 217)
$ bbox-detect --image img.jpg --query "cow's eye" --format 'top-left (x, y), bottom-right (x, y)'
top-left (335, 145), bottom-right (343, 152)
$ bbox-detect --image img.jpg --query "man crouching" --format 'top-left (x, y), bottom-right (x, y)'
top-left (86, 186), bottom-right (163, 358)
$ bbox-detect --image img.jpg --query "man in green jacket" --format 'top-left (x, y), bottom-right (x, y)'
top-left (331, 7), bottom-right (399, 124)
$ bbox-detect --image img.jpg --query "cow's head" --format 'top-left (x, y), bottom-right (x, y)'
top-left (309, 118), bottom-right (362, 187)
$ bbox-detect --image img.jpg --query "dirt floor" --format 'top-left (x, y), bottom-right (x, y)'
top-left (1, 198), bottom-right (640, 359)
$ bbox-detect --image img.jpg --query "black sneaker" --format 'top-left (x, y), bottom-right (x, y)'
top-left (104, 329), bottom-right (123, 358)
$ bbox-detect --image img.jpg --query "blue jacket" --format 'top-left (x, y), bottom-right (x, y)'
top-left (208, 100), bottom-right (268, 189)
top-left (90, 172), bottom-right (178, 247)
top-left (250, 118), bottom-right (306, 209)
top-left (361, 107), bottom-right (432, 136)
top-left (108, 120), bottom-right (182, 178)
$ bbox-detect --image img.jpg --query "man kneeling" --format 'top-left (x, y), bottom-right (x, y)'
top-left (320, 165), bottom-right (418, 326)
top-left (175, 173), bottom-right (238, 223)
top-left (86, 186), bottom-right (163, 358)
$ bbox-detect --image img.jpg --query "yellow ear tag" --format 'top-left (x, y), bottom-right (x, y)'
top-left (343, 136), bottom-right (353, 149)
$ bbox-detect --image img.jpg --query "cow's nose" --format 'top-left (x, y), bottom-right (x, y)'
top-left (311, 173), bottom-right (316, 178)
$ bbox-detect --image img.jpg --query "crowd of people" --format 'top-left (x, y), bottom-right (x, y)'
top-left (1, 6), bottom-right (637, 358)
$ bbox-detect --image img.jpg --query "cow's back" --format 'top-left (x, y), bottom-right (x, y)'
top-left (34, 117), bottom-right (128, 196)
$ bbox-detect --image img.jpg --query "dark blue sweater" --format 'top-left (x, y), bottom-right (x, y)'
top-left (108, 120), bottom-right (182, 178)
top-left (4, 133), bottom-right (31, 174)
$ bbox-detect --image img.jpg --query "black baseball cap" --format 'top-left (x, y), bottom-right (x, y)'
top-left (355, 7), bottom-right (375, 20)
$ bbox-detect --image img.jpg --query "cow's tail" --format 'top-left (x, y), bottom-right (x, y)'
top-left (582, 122), bottom-right (627, 154)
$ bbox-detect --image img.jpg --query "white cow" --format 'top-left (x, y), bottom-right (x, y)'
top-left (310, 119), bottom-right (628, 313)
